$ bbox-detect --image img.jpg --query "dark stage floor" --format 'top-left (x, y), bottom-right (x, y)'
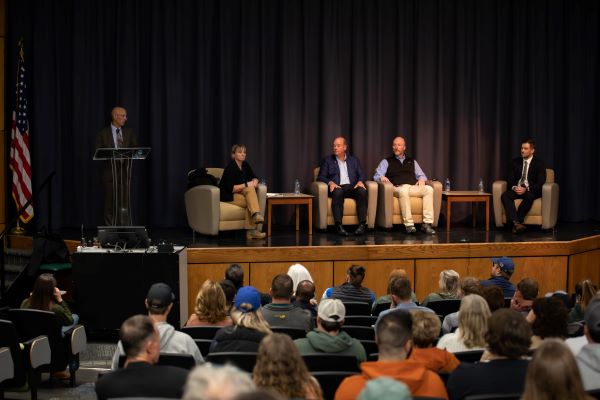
top-left (68, 221), bottom-right (600, 249)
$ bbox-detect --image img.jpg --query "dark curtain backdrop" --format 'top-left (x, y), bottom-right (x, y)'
top-left (6, 0), bottom-right (600, 229)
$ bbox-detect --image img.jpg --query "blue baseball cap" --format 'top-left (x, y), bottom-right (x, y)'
top-left (234, 286), bottom-right (261, 313)
top-left (492, 257), bottom-right (515, 273)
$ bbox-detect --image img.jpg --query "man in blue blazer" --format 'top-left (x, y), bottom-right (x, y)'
top-left (500, 139), bottom-right (546, 234)
top-left (317, 137), bottom-right (368, 236)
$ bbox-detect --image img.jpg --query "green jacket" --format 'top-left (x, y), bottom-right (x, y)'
top-left (21, 298), bottom-right (74, 326)
top-left (294, 329), bottom-right (366, 363)
top-left (421, 292), bottom-right (459, 307)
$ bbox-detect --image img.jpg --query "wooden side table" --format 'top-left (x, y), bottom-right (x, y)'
top-left (442, 191), bottom-right (491, 232)
top-left (266, 193), bottom-right (314, 237)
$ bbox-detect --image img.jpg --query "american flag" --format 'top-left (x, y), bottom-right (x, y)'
top-left (10, 40), bottom-right (33, 223)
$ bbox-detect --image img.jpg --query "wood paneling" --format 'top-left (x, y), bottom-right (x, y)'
top-left (333, 260), bottom-right (415, 298)
top-left (250, 261), bottom-right (333, 295)
top-left (187, 263), bottom-right (249, 320)
top-left (568, 249), bottom-right (600, 293)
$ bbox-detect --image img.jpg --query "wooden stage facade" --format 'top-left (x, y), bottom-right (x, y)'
top-left (185, 233), bottom-right (600, 317)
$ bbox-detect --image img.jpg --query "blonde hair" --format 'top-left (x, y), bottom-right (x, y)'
top-left (230, 308), bottom-right (272, 335)
top-left (412, 311), bottom-right (441, 348)
top-left (439, 269), bottom-right (460, 295)
top-left (458, 294), bottom-right (491, 348)
top-left (253, 333), bottom-right (323, 399)
top-left (194, 280), bottom-right (229, 323)
top-left (230, 144), bottom-right (246, 159)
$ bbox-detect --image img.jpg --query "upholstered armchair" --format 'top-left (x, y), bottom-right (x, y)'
top-left (375, 180), bottom-right (443, 229)
top-left (492, 168), bottom-right (559, 229)
top-left (309, 168), bottom-right (378, 230)
top-left (185, 168), bottom-right (267, 236)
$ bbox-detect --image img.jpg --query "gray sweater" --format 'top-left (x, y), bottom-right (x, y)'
top-left (576, 342), bottom-right (600, 390)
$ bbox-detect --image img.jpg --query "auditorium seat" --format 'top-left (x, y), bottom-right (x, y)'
top-left (310, 167), bottom-right (378, 230)
top-left (342, 302), bottom-right (372, 316)
top-left (270, 326), bottom-right (307, 340)
top-left (184, 167), bottom-right (267, 237)
top-left (206, 352), bottom-right (257, 373)
top-left (464, 394), bottom-right (522, 400)
top-left (311, 371), bottom-right (358, 400)
top-left (375, 179), bottom-right (443, 229)
top-left (180, 326), bottom-right (221, 340)
top-left (427, 299), bottom-right (461, 317)
top-left (493, 168), bottom-right (559, 229)
top-left (454, 349), bottom-right (484, 363)
top-left (371, 302), bottom-right (392, 316)
top-left (342, 326), bottom-right (375, 341)
top-left (302, 354), bottom-right (361, 372)
top-left (359, 340), bottom-right (378, 357)
top-left (343, 315), bottom-right (377, 327)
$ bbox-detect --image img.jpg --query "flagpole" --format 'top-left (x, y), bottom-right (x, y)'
top-left (11, 220), bottom-right (25, 235)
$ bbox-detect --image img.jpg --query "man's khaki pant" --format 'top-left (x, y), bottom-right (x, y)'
top-left (395, 184), bottom-right (434, 227)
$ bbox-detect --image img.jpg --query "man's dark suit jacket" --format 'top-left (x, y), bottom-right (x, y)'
top-left (95, 361), bottom-right (189, 400)
top-left (317, 154), bottom-right (366, 186)
top-left (95, 126), bottom-right (138, 181)
top-left (506, 156), bottom-right (546, 197)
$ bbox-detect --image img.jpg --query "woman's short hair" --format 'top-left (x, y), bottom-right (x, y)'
top-left (194, 280), bottom-right (229, 323)
top-left (485, 309), bottom-right (531, 358)
top-left (522, 339), bottom-right (589, 400)
top-left (439, 269), bottom-right (460, 294)
top-left (458, 294), bottom-right (491, 348)
top-left (411, 311), bottom-right (441, 348)
top-left (531, 297), bottom-right (568, 339)
top-left (230, 144), bottom-right (246, 158)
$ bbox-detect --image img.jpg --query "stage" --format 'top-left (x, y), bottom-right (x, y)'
top-left (67, 221), bottom-right (600, 322)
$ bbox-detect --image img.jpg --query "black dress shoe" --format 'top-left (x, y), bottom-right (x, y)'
top-left (514, 223), bottom-right (526, 233)
top-left (354, 224), bottom-right (366, 236)
top-left (336, 224), bottom-right (349, 237)
top-left (421, 223), bottom-right (436, 235)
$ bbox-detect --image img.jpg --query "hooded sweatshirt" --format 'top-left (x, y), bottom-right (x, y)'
top-left (295, 330), bottom-right (366, 362)
top-left (111, 321), bottom-right (203, 370)
top-left (334, 359), bottom-right (448, 400)
top-left (576, 343), bottom-right (600, 390)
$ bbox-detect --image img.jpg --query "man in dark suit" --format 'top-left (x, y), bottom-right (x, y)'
top-left (96, 106), bottom-right (138, 225)
top-left (500, 138), bottom-right (546, 234)
top-left (317, 136), bottom-right (367, 236)
top-left (95, 315), bottom-right (189, 400)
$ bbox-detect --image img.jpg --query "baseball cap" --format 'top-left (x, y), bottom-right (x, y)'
top-left (584, 298), bottom-right (600, 338)
top-left (318, 299), bottom-right (346, 322)
top-left (146, 283), bottom-right (175, 310)
top-left (234, 286), bottom-right (261, 313)
top-left (492, 256), bottom-right (514, 273)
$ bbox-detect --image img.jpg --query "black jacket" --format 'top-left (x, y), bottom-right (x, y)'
top-left (210, 325), bottom-right (267, 353)
top-left (219, 160), bottom-right (257, 202)
top-left (506, 156), bottom-right (546, 197)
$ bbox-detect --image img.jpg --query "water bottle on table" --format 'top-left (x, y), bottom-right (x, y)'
top-left (478, 178), bottom-right (484, 193)
top-left (445, 178), bottom-right (451, 192)
top-left (294, 179), bottom-right (301, 194)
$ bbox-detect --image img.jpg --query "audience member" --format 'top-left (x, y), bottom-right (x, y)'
top-left (210, 286), bottom-right (271, 353)
top-left (357, 377), bottom-right (412, 400)
top-left (21, 273), bottom-right (76, 328)
top-left (186, 280), bottom-right (233, 327)
top-left (219, 279), bottom-right (237, 307)
top-left (262, 274), bottom-right (313, 332)
top-left (570, 279), bottom-right (598, 322)
top-left (442, 277), bottom-right (481, 334)
top-left (335, 311), bottom-right (447, 400)
top-left (97, 315), bottom-right (189, 400)
top-left (576, 296), bottom-right (600, 390)
top-left (183, 363), bottom-right (255, 400)
top-left (437, 294), bottom-right (490, 353)
top-left (376, 277), bottom-right (434, 326)
top-left (225, 264), bottom-right (245, 292)
top-left (254, 333), bottom-right (323, 399)
top-left (410, 311), bottom-right (460, 373)
top-left (523, 339), bottom-right (592, 400)
top-left (447, 309), bottom-right (531, 400)
top-left (294, 280), bottom-right (317, 317)
top-left (323, 265), bottom-right (375, 305)
top-left (372, 268), bottom-right (418, 312)
top-left (287, 263), bottom-right (313, 295)
top-left (511, 277), bottom-right (539, 315)
top-left (295, 299), bottom-right (366, 363)
top-left (527, 297), bottom-right (568, 350)
top-left (480, 285), bottom-right (505, 312)
top-left (111, 283), bottom-right (203, 369)
top-left (480, 256), bottom-right (516, 297)
top-left (422, 269), bottom-right (460, 306)
top-left (233, 390), bottom-right (285, 400)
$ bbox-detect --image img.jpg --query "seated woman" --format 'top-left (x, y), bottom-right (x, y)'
top-left (527, 296), bottom-right (568, 350)
top-left (219, 144), bottom-right (265, 239)
top-left (421, 269), bottom-right (460, 306)
top-left (322, 265), bottom-right (375, 305)
top-left (569, 279), bottom-right (598, 322)
top-left (21, 273), bottom-right (77, 330)
top-left (437, 294), bottom-right (490, 353)
top-left (410, 311), bottom-right (460, 373)
top-left (186, 280), bottom-right (233, 327)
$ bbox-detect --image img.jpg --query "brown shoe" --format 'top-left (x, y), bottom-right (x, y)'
top-left (514, 223), bottom-right (526, 234)
top-left (252, 213), bottom-right (264, 224)
top-left (246, 229), bottom-right (266, 239)
top-left (51, 370), bottom-right (71, 380)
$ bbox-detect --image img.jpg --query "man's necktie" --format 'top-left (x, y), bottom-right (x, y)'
top-left (116, 128), bottom-right (123, 148)
top-left (519, 160), bottom-right (528, 187)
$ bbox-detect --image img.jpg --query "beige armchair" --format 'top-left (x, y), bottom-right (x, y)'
top-left (375, 181), bottom-right (443, 229)
top-left (492, 168), bottom-right (559, 229)
top-left (185, 168), bottom-right (267, 236)
top-left (309, 168), bottom-right (378, 230)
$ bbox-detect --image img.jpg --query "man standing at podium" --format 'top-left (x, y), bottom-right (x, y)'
top-left (96, 106), bottom-right (138, 225)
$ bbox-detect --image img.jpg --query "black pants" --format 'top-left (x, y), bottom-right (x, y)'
top-left (329, 184), bottom-right (367, 225)
top-left (500, 189), bottom-right (539, 224)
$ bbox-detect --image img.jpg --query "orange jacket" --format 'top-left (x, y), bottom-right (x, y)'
top-left (410, 347), bottom-right (461, 373)
top-left (334, 359), bottom-right (448, 400)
